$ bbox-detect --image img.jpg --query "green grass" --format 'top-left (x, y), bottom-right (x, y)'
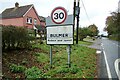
top-left (25, 66), bottom-right (42, 78)
top-left (32, 41), bottom-right (97, 78)
top-left (34, 52), bottom-right (49, 63)
top-left (78, 41), bottom-right (93, 46)
top-left (9, 64), bottom-right (26, 73)
top-left (32, 43), bottom-right (49, 52)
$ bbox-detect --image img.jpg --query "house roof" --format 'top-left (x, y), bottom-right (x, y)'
top-left (0, 4), bottom-right (33, 19)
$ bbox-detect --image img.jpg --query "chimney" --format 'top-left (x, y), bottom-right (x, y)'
top-left (15, 2), bottom-right (19, 7)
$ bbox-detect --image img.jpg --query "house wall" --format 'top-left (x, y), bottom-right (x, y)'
top-left (0, 19), bottom-right (2, 25)
top-left (1, 18), bottom-right (24, 27)
top-left (1, 6), bottom-right (40, 29)
top-left (23, 7), bottom-right (40, 28)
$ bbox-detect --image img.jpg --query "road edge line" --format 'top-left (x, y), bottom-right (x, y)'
top-left (103, 50), bottom-right (112, 79)
top-left (101, 43), bottom-right (112, 78)
top-left (114, 59), bottom-right (120, 80)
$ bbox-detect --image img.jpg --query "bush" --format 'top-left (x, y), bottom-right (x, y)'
top-left (109, 34), bottom-right (120, 41)
top-left (25, 66), bottom-right (42, 78)
top-left (9, 64), bottom-right (26, 73)
top-left (2, 25), bottom-right (33, 50)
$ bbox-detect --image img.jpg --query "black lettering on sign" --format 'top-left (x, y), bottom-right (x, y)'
top-left (59, 12), bottom-right (64, 19)
top-left (65, 34), bottom-right (68, 37)
top-left (54, 12), bottom-right (64, 20)
top-left (54, 13), bottom-right (58, 19)
top-left (50, 34), bottom-right (69, 37)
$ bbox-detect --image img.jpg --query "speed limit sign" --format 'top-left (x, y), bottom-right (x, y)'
top-left (51, 7), bottom-right (67, 24)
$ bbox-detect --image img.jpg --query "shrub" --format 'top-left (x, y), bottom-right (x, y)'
top-left (9, 64), bottom-right (26, 73)
top-left (2, 25), bottom-right (33, 50)
top-left (25, 66), bottom-right (42, 78)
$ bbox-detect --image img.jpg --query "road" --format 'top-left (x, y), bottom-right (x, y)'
top-left (88, 38), bottom-right (120, 79)
top-left (101, 38), bottom-right (120, 79)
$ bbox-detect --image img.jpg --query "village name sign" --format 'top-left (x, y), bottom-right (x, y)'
top-left (46, 6), bottom-right (74, 45)
top-left (46, 6), bottom-right (74, 67)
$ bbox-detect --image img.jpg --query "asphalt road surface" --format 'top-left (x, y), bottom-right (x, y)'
top-left (101, 37), bottom-right (120, 79)
top-left (89, 38), bottom-right (120, 79)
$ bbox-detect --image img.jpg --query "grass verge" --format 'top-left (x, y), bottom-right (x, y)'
top-left (3, 40), bottom-right (97, 78)
top-left (32, 41), bottom-right (97, 78)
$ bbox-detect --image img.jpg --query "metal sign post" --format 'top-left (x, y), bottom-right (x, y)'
top-left (46, 6), bottom-right (74, 68)
top-left (50, 45), bottom-right (52, 68)
top-left (67, 45), bottom-right (71, 67)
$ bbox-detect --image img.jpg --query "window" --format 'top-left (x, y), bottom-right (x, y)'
top-left (27, 17), bottom-right (32, 24)
top-left (34, 18), bottom-right (37, 25)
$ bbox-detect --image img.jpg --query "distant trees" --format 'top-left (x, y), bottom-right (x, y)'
top-left (78, 24), bottom-right (99, 41)
top-left (88, 24), bottom-right (99, 37)
top-left (78, 27), bottom-right (89, 41)
top-left (104, 11), bottom-right (120, 41)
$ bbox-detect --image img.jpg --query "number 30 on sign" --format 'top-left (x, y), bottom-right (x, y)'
top-left (51, 7), bottom-right (67, 24)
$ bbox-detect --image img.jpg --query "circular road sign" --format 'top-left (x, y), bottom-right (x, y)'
top-left (51, 7), bottom-right (67, 24)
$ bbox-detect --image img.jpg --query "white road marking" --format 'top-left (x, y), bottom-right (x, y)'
top-left (112, 42), bottom-right (120, 48)
top-left (114, 59), bottom-right (120, 80)
top-left (101, 43), bottom-right (103, 46)
top-left (102, 49), bottom-right (112, 79)
top-left (96, 50), bottom-right (101, 54)
top-left (101, 43), bottom-right (112, 78)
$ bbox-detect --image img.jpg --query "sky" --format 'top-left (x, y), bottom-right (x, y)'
top-left (0, 0), bottom-right (119, 35)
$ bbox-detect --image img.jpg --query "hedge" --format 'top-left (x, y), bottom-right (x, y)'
top-left (1, 25), bottom-right (34, 50)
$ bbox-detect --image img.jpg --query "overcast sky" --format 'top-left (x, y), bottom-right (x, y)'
top-left (0, 0), bottom-right (119, 35)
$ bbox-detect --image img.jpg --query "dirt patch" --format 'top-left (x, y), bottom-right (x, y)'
top-left (2, 48), bottom-right (47, 78)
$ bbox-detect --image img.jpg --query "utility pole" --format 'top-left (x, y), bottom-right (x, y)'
top-left (73, 0), bottom-right (76, 43)
top-left (76, 0), bottom-right (80, 44)
top-left (118, 0), bottom-right (120, 13)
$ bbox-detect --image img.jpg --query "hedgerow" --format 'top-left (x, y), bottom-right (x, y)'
top-left (1, 25), bottom-right (34, 50)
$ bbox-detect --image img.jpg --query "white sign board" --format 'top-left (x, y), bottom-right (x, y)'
top-left (47, 25), bottom-right (73, 45)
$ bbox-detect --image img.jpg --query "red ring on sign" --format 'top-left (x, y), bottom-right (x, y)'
top-left (51, 7), bottom-right (67, 24)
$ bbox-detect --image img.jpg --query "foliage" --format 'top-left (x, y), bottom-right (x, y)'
top-left (78, 41), bottom-right (92, 46)
top-left (78, 25), bottom-right (99, 41)
top-left (88, 24), bottom-right (99, 37)
top-left (3, 41), bottom-right (97, 78)
top-left (105, 12), bottom-right (120, 40)
top-left (69, 66), bottom-right (79, 74)
top-left (2, 25), bottom-right (33, 50)
top-left (32, 43), bottom-right (49, 52)
top-left (21, 58), bottom-right (28, 65)
top-left (25, 66), bottom-right (42, 78)
top-left (9, 64), bottom-right (26, 73)
top-left (78, 27), bottom-right (89, 41)
top-left (34, 53), bottom-right (49, 63)
top-left (109, 34), bottom-right (120, 41)
top-left (32, 42), bottom-right (96, 78)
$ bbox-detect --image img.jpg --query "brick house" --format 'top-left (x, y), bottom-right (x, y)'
top-left (0, 2), bottom-right (42, 29)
